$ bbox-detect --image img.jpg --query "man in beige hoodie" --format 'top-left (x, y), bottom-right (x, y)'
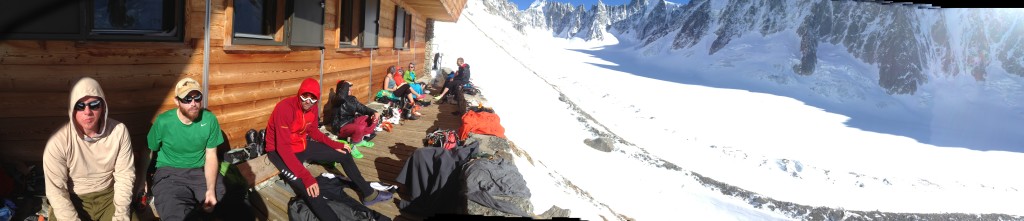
top-left (43, 77), bottom-right (136, 221)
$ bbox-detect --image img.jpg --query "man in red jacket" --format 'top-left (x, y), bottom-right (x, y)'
top-left (265, 78), bottom-right (392, 221)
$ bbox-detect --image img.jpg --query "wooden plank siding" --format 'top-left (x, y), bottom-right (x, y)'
top-left (0, 0), bottom-right (205, 163)
top-left (0, 0), bottom-right (453, 166)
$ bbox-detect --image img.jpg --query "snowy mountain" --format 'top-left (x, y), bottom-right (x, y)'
top-left (435, 1), bottom-right (1024, 220)
top-left (486, 0), bottom-right (1024, 95)
top-left (482, 0), bottom-right (1024, 152)
top-left (483, 0), bottom-right (644, 40)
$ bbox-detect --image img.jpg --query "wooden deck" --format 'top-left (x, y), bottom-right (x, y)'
top-left (241, 97), bottom-right (466, 221)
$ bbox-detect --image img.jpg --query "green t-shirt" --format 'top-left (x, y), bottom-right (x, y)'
top-left (147, 109), bottom-right (224, 168)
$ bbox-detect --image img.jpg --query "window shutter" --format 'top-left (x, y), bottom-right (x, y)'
top-left (290, 0), bottom-right (325, 47)
top-left (394, 6), bottom-right (405, 49)
top-left (361, 0), bottom-right (379, 48)
top-left (404, 13), bottom-right (412, 48)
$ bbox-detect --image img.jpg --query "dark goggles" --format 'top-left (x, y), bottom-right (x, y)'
top-left (178, 94), bottom-right (203, 104)
top-left (74, 100), bottom-right (104, 111)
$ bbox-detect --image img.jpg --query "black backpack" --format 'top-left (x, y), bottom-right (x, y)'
top-left (287, 197), bottom-right (390, 221)
top-left (288, 175), bottom-right (391, 221)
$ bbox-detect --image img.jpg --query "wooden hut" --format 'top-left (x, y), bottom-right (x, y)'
top-left (0, 0), bottom-right (468, 165)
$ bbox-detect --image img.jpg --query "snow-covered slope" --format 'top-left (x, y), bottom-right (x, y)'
top-left (484, 0), bottom-right (1024, 151)
top-left (432, 0), bottom-right (1024, 220)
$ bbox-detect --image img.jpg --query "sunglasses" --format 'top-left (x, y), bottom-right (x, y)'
top-left (178, 94), bottom-right (203, 104)
top-left (74, 100), bottom-right (104, 111)
top-left (300, 94), bottom-right (317, 103)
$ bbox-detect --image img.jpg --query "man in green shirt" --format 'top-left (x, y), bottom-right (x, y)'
top-left (146, 78), bottom-right (225, 220)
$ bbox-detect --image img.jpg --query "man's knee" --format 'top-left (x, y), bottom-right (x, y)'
top-left (153, 189), bottom-right (195, 221)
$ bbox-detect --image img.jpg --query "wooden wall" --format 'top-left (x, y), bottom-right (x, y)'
top-left (0, 0), bottom-right (434, 163)
top-left (207, 0), bottom-right (322, 150)
top-left (0, 2), bottom-right (205, 163)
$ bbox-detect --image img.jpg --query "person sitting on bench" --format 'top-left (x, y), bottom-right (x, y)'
top-left (435, 57), bottom-right (471, 115)
top-left (265, 78), bottom-right (392, 221)
top-left (328, 80), bottom-right (380, 148)
top-left (44, 77), bottom-right (137, 221)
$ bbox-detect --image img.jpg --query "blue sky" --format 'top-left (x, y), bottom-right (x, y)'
top-left (508, 0), bottom-right (633, 10)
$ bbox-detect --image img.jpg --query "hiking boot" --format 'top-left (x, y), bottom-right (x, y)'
top-left (245, 129), bottom-right (258, 145)
top-left (223, 148), bottom-right (249, 164)
top-left (244, 143), bottom-right (262, 159)
top-left (257, 129), bottom-right (266, 145)
top-left (355, 140), bottom-right (375, 148)
top-left (363, 190), bottom-right (393, 207)
top-left (255, 141), bottom-right (268, 157)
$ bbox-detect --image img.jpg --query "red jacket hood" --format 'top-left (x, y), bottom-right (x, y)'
top-left (298, 78), bottom-right (320, 99)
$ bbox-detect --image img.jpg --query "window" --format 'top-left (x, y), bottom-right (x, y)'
top-left (338, 0), bottom-right (379, 49)
top-left (233, 0), bottom-right (277, 39)
top-left (93, 0), bottom-right (179, 36)
top-left (0, 0), bottom-right (183, 41)
top-left (339, 0), bottom-right (359, 46)
top-left (231, 0), bottom-right (325, 47)
top-left (232, 0), bottom-right (284, 45)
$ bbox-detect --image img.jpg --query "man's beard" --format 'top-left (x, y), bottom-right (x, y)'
top-left (180, 106), bottom-right (200, 120)
top-left (302, 103), bottom-right (314, 112)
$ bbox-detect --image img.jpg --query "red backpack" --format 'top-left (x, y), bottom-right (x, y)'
top-left (425, 129), bottom-right (458, 150)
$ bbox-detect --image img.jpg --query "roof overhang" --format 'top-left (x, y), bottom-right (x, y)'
top-left (404, 0), bottom-right (466, 22)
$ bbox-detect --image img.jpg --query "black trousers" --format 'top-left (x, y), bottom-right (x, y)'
top-left (267, 140), bottom-right (373, 221)
top-left (393, 84), bottom-right (413, 99)
top-left (444, 80), bottom-right (467, 107)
